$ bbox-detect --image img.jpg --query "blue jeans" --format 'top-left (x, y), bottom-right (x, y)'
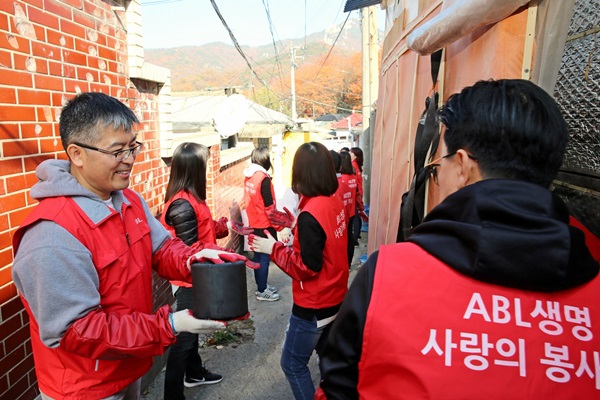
top-left (253, 251), bottom-right (271, 292)
top-left (281, 314), bottom-right (332, 400)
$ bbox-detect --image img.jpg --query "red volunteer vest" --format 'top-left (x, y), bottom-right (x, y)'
top-left (358, 243), bottom-right (600, 399)
top-left (12, 190), bottom-right (155, 400)
top-left (244, 170), bottom-right (276, 229)
top-left (338, 174), bottom-right (357, 218)
top-left (161, 191), bottom-right (217, 287)
top-left (291, 195), bottom-right (349, 308)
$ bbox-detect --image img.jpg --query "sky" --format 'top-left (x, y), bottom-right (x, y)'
top-left (141, 0), bottom-right (383, 49)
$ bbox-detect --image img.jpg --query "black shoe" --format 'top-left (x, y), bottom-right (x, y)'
top-left (184, 371), bottom-right (223, 387)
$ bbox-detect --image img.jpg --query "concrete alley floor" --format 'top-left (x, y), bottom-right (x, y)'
top-left (142, 231), bottom-right (369, 400)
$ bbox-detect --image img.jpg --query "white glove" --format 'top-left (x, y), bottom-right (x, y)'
top-left (170, 309), bottom-right (226, 335)
top-left (279, 227), bottom-right (292, 244)
top-left (248, 230), bottom-right (277, 255)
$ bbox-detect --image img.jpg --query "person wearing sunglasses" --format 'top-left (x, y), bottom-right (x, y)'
top-left (11, 92), bottom-right (256, 400)
top-left (317, 79), bottom-right (600, 399)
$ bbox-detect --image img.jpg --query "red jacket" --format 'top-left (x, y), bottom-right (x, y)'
top-left (244, 170), bottom-right (276, 229)
top-left (357, 242), bottom-right (600, 399)
top-left (338, 173), bottom-right (357, 218)
top-left (351, 160), bottom-right (364, 211)
top-left (160, 191), bottom-right (228, 287)
top-left (12, 190), bottom-right (189, 400)
top-left (290, 195), bottom-right (349, 308)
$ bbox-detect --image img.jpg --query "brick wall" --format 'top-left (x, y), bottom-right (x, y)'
top-left (0, 2), bottom-right (248, 399)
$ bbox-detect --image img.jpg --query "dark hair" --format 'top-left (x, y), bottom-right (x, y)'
top-left (340, 147), bottom-right (350, 152)
top-left (59, 92), bottom-right (139, 149)
top-left (350, 147), bottom-right (363, 172)
top-left (329, 150), bottom-right (341, 171)
top-left (439, 79), bottom-right (568, 187)
top-left (251, 146), bottom-right (272, 171)
top-left (339, 150), bottom-right (354, 175)
top-left (292, 142), bottom-right (338, 197)
top-left (164, 142), bottom-right (210, 202)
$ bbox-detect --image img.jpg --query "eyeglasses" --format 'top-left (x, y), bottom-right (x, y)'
top-left (424, 150), bottom-right (477, 186)
top-left (74, 141), bottom-right (143, 162)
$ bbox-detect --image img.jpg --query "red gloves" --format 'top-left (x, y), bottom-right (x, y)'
top-left (267, 207), bottom-right (295, 229)
top-left (187, 244), bottom-right (260, 270)
top-left (358, 210), bottom-right (369, 223)
top-left (227, 220), bottom-right (254, 235)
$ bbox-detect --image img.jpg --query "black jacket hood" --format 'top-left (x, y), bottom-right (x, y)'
top-left (409, 179), bottom-right (599, 292)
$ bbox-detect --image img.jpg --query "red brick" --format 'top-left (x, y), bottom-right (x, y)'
top-left (22, 0), bottom-right (43, 7)
top-left (0, 192), bottom-right (27, 213)
top-left (21, 122), bottom-right (55, 138)
top-left (0, 374), bottom-right (7, 395)
top-left (51, 92), bottom-right (67, 107)
top-left (44, 0), bottom-right (72, 20)
top-left (62, 48), bottom-right (87, 66)
top-left (8, 352), bottom-right (35, 386)
top-left (0, 215), bottom-right (7, 232)
top-left (0, 296), bottom-right (24, 322)
top-left (0, 373), bottom-right (30, 400)
top-left (46, 28), bottom-right (73, 49)
top-left (5, 175), bottom-right (26, 193)
top-left (34, 74), bottom-right (63, 91)
top-left (0, 1), bottom-right (13, 13)
top-left (95, 31), bottom-right (107, 47)
top-left (13, 54), bottom-right (48, 74)
top-left (0, 248), bottom-right (11, 270)
top-left (0, 32), bottom-right (31, 54)
top-left (64, 0), bottom-right (84, 8)
top-left (3, 139), bottom-right (39, 157)
top-left (23, 155), bottom-right (52, 172)
top-left (28, 6), bottom-right (59, 30)
top-left (0, 105), bottom-right (36, 122)
top-left (8, 206), bottom-right (33, 231)
top-left (76, 66), bottom-right (98, 82)
top-left (0, 49), bottom-right (13, 69)
top-left (0, 70), bottom-right (33, 87)
top-left (0, 87), bottom-right (17, 104)
top-left (0, 231), bottom-right (10, 252)
top-left (4, 322), bottom-right (30, 352)
top-left (17, 89), bottom-right (51, 106)
top-left (60, 18), bottom-right (85, 39)
top-left (39, 137), bottom-right (63, 153)
top-left (64, 78), bottom-right (88, 94)
top-left (0, 123), bottom-right (19, 139)
top-left (32, 23), bottom-right (46, 42)
top-left (73, 9), bottom-right (94, 29)
top-left (31, 41), bottom-right (62, 61)
top-left (0, 12), bottom-right (7, 31)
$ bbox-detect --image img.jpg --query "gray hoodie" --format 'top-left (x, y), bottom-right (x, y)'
top-left (12, 159), bottom-right (171, 347)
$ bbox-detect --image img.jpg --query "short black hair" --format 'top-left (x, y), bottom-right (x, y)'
top-left (59, 92), bottom-right (139, 149)
top-left (251, 146), bottom-right (272, 171)
top-left (339, 150), bottom-right (354, 175)
top-left (292, 142), bottom-right (338, 197)
top-left (439, 79), bottom-right (568, 187)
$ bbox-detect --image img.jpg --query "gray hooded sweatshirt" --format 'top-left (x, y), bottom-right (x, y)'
top-left (12, 159), bottom-right (171, 348)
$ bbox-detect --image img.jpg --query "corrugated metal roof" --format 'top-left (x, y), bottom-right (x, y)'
top-left (344, 0), bottom-right (382, 12)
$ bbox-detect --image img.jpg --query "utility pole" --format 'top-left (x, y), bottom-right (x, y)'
top-left (290, 46), bottom-right (299, 121)
top-left (361, 6), bottom-right (379, 206)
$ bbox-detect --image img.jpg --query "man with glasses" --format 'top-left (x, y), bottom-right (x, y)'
top-left (12, 92), bottom-right (252, 399)
top-left (316, 79), bottom-right (600, 399)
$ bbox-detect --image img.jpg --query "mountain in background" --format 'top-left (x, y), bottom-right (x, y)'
top-left (144, 17), bottom-right (366, 93)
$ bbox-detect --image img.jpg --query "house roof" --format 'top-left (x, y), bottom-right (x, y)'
top-left (331, 112), bottom-right (363, 129)
top-left (172, 94), bottom-right (293, 134)
top-left (344, 0), bottom-right (382, 12)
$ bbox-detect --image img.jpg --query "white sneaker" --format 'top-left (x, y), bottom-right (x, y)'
top-left (267, 284), bottom-right (278, 293)
top-left (256, 288), bottom-right (280, 301)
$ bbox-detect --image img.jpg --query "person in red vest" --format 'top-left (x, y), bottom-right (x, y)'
top-left (348, 147), bottom-right (368, 246)
top-left (316, 79), bottom-right (600, 399)
top-left (11, 92), bottom-right (254, 400)
top-left (331, 150), bottom-right (357, 268)
top-left (249, 142), bottom-right (349, 400)
top-left (160, 142), bottom-right (252, 400)
top-left (243, 146), bottom-right (291, 301)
